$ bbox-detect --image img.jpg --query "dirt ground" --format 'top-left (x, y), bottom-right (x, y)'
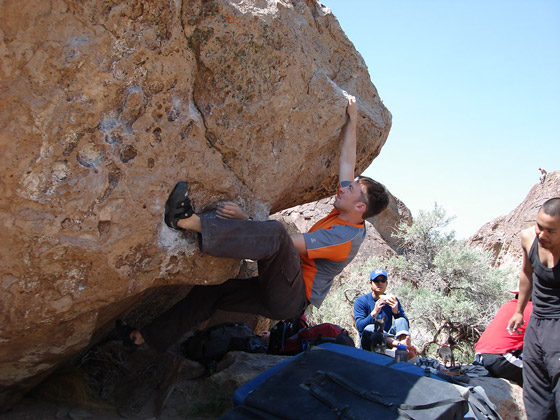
top-left (1, 375), bottom-right (233, 420)
top-left (0, 342), bottom-right (240, 420)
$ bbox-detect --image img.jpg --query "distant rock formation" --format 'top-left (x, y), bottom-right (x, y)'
top-left (470, 170), bottom-right (560, 268)
top-left (369, 192), bottom-right (412, 253)
top-left (0, 0), bottom-right (392, 409)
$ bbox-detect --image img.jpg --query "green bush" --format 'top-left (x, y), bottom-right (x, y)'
top-left (308, 204), bottom-right (517, 363)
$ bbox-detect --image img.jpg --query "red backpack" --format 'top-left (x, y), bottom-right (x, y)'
top-left (279, 323), bottom-right (355, 355)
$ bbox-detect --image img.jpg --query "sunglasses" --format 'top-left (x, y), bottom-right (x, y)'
top-left (371, 277), bottom-right (387, 283)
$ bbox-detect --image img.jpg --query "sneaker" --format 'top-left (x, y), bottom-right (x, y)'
top-left (164, 181), bottom-right (194, 230)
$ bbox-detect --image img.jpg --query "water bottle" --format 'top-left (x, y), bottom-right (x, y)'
top-left (395, 344), bottom-right (408, 363)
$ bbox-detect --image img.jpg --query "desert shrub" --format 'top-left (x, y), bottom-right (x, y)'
top-left (308, 204), bottom-right (518, 363)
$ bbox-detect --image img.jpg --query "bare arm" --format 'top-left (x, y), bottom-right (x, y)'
top-left (507, 229), bottom-right (534, 332)
top-left (291, 233), bottom-right (307, 255)
top-left (338, 95), bottom-right (358, 184)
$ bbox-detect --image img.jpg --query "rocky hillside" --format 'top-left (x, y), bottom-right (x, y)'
top-left (0, 0), bottom-right (392, 410)
top-left (470, 170), bottom-right (560, 268)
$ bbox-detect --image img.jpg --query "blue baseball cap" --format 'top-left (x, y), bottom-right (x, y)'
top-left (370, 269), bottom-right (388, 281)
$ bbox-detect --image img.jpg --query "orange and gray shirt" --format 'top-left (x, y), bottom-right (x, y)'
top-left (300, 182), bottom-right (366, 307)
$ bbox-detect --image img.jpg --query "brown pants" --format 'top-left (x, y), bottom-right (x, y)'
top-left (141, 218), bottom-right (308, 353)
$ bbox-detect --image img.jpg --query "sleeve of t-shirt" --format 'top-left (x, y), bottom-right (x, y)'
top-left (303, 224), bottom-right (354, 261)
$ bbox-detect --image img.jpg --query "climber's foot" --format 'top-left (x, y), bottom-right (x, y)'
top-left (164, 181), bottom-right (194, 230)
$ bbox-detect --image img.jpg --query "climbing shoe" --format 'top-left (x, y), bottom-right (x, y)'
top-left (164, 181), bottom-right (194, 230)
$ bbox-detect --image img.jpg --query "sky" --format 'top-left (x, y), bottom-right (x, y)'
top-left (322, 0), bottom-right (560, 239)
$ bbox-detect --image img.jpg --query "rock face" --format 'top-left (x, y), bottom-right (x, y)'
top-left (470, 170), bottom-right (560, 268)
top-left (0, 0), bottom-right (391, 409)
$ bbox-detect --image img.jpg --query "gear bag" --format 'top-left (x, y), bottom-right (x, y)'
top-left (267, 316), bottom-right (309, 355)
top-left (180, 322), bottom-right (266, 371)
top-left (277, 323), bottom-right (355, 355)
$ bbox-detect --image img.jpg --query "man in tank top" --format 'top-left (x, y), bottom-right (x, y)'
top-left (508, 197), bottom-right (560, 420)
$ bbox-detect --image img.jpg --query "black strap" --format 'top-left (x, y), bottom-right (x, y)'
top-left (467, 387), bottom-right (503, 420)
top-left (304, 379), bottom-right (418, 420)
top-left (304, 382), bottom-right (362, 420)
top-left (314, 370), bottom-right (396, 406)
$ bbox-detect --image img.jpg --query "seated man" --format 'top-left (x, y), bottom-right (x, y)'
top-left (123, 95), bottom-right (390, 353)
top-left (474, 290), bottom-right (533, 386)
top-left (354, 269), bottom-right (413, 354)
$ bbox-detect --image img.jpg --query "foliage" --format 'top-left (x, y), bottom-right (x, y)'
top-left (309, 204), bottom-right (518, 363)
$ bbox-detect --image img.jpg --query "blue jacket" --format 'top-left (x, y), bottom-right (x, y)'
top-left (354, 293), bottom-right (408, 337)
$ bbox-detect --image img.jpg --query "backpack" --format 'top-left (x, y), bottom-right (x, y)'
top-left (267, 316), bottom-right (309, 355)
top-left (278, 323), bottom-right (355, 355)
top-left (180, 322), bottom-right (267, 373)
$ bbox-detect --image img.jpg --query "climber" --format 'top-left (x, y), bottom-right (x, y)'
top-left (119, 94), bottom-right (390, 354)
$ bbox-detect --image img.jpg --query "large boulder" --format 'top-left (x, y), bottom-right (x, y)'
top-left (470, 170), bottom-right (560, 268)
top-left (0, 0), bottom-right (391, 409)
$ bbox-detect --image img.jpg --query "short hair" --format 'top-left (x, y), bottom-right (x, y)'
top-left (357, 176), bottom-right (389, 220)
top-left (541, 197), bottom-right (560, 217)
